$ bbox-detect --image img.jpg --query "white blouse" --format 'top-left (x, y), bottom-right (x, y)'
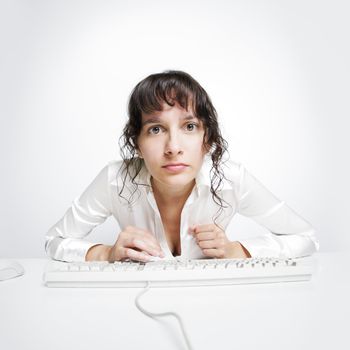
top-left (45, 156), bottom-right (319, 262)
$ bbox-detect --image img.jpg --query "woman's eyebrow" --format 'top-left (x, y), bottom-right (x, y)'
top-left (141, 115), bottom-right (197, 126)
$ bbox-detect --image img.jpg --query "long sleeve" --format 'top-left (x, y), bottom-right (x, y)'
top-left (45, 163), bottom-right (113, 262)
top-left (235, 164), bottom-right (320, 258)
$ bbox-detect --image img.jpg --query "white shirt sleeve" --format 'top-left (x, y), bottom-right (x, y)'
top-left (45, 163), bottom-right (113, 262)
top-left (235, 164), bottom-right (320, 258)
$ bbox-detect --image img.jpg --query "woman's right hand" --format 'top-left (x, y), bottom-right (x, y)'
top-left (107, 225), bottom-right (165, 263)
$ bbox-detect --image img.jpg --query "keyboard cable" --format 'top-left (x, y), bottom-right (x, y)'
top-left (134, 281), bottom-right (194, 350)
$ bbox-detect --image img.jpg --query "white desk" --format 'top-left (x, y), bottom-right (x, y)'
top-left (0, 252), bottom-right (349, 350)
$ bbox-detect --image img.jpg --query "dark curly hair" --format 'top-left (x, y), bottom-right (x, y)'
top-left (118, 70), bottom-right (230, 224)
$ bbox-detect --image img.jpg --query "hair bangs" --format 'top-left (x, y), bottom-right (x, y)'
top-left (134, 73), bottom-right (197, 117)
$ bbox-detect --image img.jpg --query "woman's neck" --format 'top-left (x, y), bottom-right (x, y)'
top-left (151, 177), bottom-right (195, 208)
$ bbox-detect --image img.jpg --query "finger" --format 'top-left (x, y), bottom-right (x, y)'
top-left (192, 224), bottom-right (216, 233)
top-left (124, 237), bottom-right (164, 257)
top-left (122, 228), bottom-right (164, 253)
top-left (198, 239), bottom-right (218, 249)
top-left (202, 248), bottom-right (224, 258)
top-left (129, 237), bottom-right (163, 257)
top-left (196, 231), bottom-right (216, 241)
top-left (123, 248), bottom-right (152, 262)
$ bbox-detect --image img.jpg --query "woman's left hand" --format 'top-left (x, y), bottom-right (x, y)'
top-left (189, 224), bottom-right (251, 259)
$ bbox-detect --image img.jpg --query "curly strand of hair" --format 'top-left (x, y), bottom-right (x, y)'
top-left (117, 130), bottom-right (146, 207)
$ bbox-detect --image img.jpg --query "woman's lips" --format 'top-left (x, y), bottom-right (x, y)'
top-left (162, 164), bottom-right (188, 173)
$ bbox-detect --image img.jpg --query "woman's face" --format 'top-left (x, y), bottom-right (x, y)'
top-left (137, 101), bottom-right (208, 192)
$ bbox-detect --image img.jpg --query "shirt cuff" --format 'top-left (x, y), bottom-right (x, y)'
top-left (46, 237), bottom-right (102, 262)
top-left (238, 231), bottom-right (320, 259)
top-left (238, 236), bottom-right (282, 258)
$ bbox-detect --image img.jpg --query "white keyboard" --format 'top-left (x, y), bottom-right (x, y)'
top-left (43, 256), bottom-right (315, 288)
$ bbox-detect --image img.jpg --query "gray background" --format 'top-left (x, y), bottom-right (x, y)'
top-left (1, 0), bottom-right (349, 258)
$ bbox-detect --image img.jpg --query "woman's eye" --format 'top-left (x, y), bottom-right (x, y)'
top-left (148, 126), bottom-right (162, 134)
top-left (186, 123), bottom-right (197, 131)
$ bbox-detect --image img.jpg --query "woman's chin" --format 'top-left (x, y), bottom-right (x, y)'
top-left (155, 174), bottom-right (196, 190)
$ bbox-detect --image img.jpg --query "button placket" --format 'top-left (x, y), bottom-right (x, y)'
top-left (180, 187), bottom-right (202, 258)
top-left (147, 191), bottom-right (173, 257)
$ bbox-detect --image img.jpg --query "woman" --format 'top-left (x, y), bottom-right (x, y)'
top-left (45, 70), bottom-right (319, 263)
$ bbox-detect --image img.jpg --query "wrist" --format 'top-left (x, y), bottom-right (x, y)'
top-left (85, 244), bottom-right (112, 261)
top-left (226, 241), bottom-right (251, 258)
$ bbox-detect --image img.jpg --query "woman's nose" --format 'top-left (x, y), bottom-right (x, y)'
top-left (164, 132), bottom-right (183, 155)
